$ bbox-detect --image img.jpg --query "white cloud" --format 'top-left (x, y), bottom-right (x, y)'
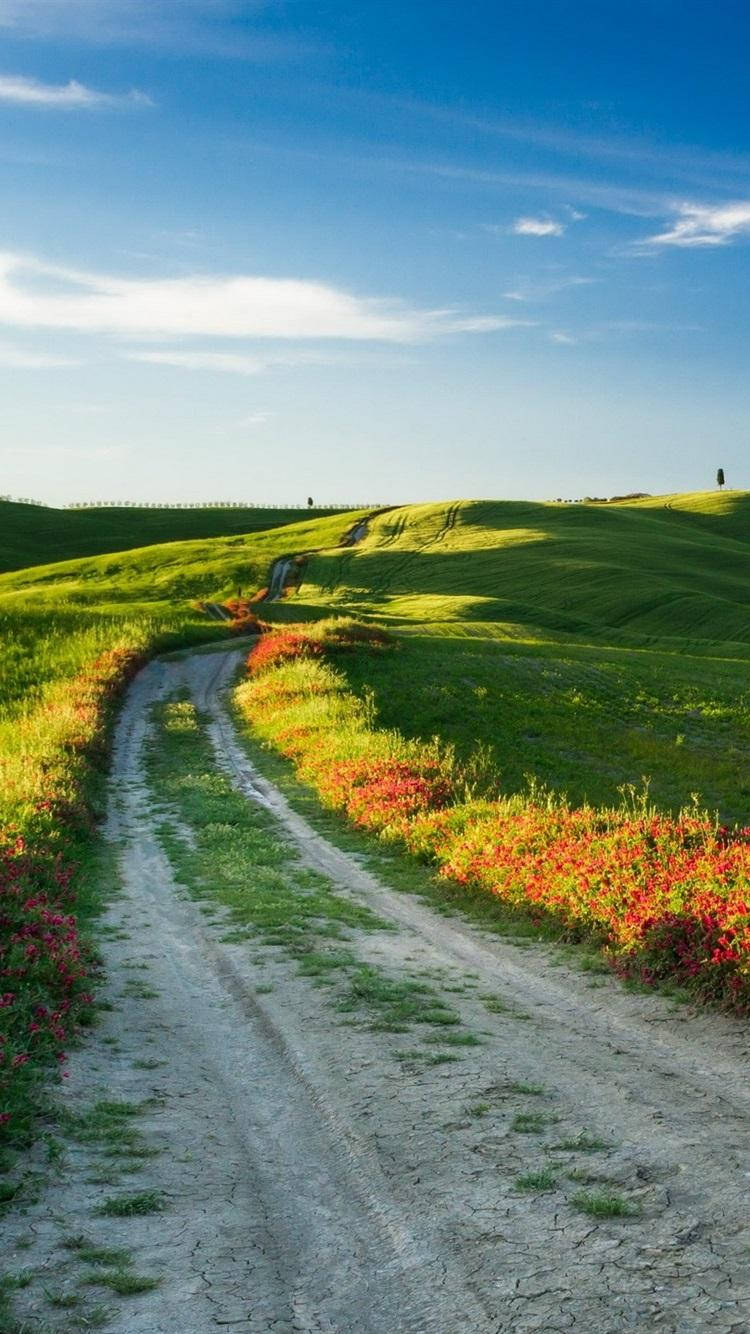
top-left (127, 350), bottom-right (268, 375)
top-left (0, 251), bottom-right (512, 344)
top-left (238, 411), bottom-right (273, 427)
top-left (646, 201), bottom-right (750, 248)
top-left (0, 340), bottom-right (81, 367)
top-left (6, 443), bottom-right (122, 459)
top-left (549, 331), bottom-right (576, 345)
top-left (512, 217), bottom-right (565, 237)
top-left (502, 275), bottom-right (596, 303)
top-left (0, 73), bottom-right (151, 108)
top-left (0, 1), bottom-right (314, 60)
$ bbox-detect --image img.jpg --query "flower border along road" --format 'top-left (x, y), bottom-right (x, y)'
top-left (236, 621), bottom-right (750, 1013)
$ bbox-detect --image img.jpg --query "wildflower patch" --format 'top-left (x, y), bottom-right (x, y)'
top-left (0, 648), bottom-right (145, 1142)
top-left (237, 622), bottom-right (750, 1012)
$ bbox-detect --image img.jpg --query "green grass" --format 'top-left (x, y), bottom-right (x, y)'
top-left (83, 1270), bottom-right (160, 1295)
top-left (146, 695), bottom-right (477, 1044)
top-left (0, 506), bottom-right (365, 725)
top-left (0, 498), bottom-right (353, 574)
top-left (10, 490), bottom-right (750, 825)
top-left (0, 507), bottom-right (365, 609)
top-left (98, 1190), bottom-right (165, 1217)
top-left (297, 493), bottom-right (750, 825)
top-left (0, 506), bottom-right (369, 1145)
top-left (511, 1112), bottom-right (550, 1134)
top-left (515, 1168), bottom-right (558, 1192)
top-left (304, 493), bottom-right (750, 649)
top-left (65, 1244), bottom-right (133, 1268)
top-left (551, 1133), bottom-right (609, 1153)
top-left (7, 487), bottom-right (750, 1149)
top-left (570, 1190), bottom-right (637, 1218)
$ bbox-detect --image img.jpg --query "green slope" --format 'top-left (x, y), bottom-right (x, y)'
top-left (0, 508), bottom-right (365, 716)
top-left (299, 493), bottom-right (750, 650)
top-left (6, 490), bottom-right (750, 821)
top-left (0, 509), bottom-right (364, 606)
top-left (283, 492), bottom-right (750, 824)
top-left (0, 500), bottom-right (350, 574)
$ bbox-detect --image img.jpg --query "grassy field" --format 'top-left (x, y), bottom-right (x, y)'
top-left (236, 620), bottom-right (750, 1010)
top-left (5, 492), bottom-right (750, 824)
top-left (0, 508), bottom-right (365, 716)
top-left (0, 499), bottom-right (352, 574)
top-left (0, 506), bottom-right (364, 1140)
top-left (341, 633), bottom-right (750, 825)
top-left (263, 492), bottom-right (749, 827)
top-left (0, 508), bottom-right (365, 608)
top-left (298, 494), bottom-right (750, 647)
top-left (4, 488), bottom-right (750, 1140)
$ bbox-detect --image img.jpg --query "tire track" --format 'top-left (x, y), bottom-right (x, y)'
top-left (190, 645), bottom-right (750, 1334)
top-left (104, 656), bottom-right (497, 1333)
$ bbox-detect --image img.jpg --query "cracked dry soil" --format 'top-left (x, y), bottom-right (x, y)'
top-left (6, 646), bottom-right (750, 1333)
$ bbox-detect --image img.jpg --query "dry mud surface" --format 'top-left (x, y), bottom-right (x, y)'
top-left (7, 647), bottom-right (750, 1333)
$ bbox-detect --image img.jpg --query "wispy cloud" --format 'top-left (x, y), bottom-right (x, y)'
top-left (0, 73), bottom-right (151, 108)
top-left (0, 251), bottom-right (513, 344)
top-left (0, 1), bottom-right (316, 60)
top-left (238, 410), bottom-right (274, 427)
top-left (5, 443), bottom-right (122, 459)
top-left (549, 331), bottom-right (576, 345)
top-left (126, 346), bottom-right (432, 375)
top-left (356, 89), bottom-right (750, 196)
top-left (512, 217), bottom-right (565, 237)
top-left (503, 275), bottom-right (596, 302)
top-left (0, 340), bottom-right (81, 367)
top-left (128, 350), bottom-right (270, 375)
top-left (645, 201), bottom-right (750, 248)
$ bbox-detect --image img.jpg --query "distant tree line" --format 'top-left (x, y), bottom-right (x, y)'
top-left (0, 494), bottom-right (48, 506)
top-left (553, 493), bottom-right (651, 504)
top-left (63, 500), bottom-right (378, 510)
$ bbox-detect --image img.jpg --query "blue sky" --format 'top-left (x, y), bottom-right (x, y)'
top-left (2, 0), bottom-right (750, 506)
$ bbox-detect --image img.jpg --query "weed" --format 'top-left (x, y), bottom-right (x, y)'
top-left (46, 1290), bottom-right (80, 1308)
top-left (570, 1191), bottom-right (637, 1218)
top-left (98, 1190), bottom-right (165, 1217)
top-left (511, 1113), bottom-right (549, 1134)
top-left (552, 1133), bottom-right (609, 1153)
top-left (65, 1241), bottom-right (132, 1268)
top-left (515, 1168), bottom-right (558, 1191)
top-left (84, 1271), bottom-right (160, 1295)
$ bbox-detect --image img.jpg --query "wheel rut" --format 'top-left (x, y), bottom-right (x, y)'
top-left (192, 646), bottom-right (750, 1333)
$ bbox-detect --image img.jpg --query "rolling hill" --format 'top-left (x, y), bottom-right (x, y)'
top-left (5, 490), bottom-right (750, 821)
top-left (299, 493), bottom-right (750, 651)
top-left (0, 499), bottom-right (351, 574)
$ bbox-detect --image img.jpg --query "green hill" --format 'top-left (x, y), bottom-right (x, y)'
top-left (299, 492), bottom-right (750, 650)
top-left (0, 508), bottom-right (366, 714)
top-left (283, 492), bottom-right (750, 824)
top-left (0, 500), bottom-right (351, 574)
top-left (0, 509), bottom-right (365, 607)
top-left (6, 490), bottom-right (750, 822)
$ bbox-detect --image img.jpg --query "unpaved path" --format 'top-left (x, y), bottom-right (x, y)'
top-left (6, 645), bottom-right (750, 1332)
top-left (265, 510), bottom-right (378, 602)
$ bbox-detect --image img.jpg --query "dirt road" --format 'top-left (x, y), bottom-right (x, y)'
top-left (7, 645), bottom-right (750, 1332)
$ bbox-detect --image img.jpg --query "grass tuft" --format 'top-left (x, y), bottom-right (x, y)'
top-left (570, 1190), bottom-right (637, 1218)
top-left (98, 1190), bottom-right (165, 1217)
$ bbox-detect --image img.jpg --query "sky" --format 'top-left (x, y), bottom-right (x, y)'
top-left (2, 0), bottom-right (750, 506)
